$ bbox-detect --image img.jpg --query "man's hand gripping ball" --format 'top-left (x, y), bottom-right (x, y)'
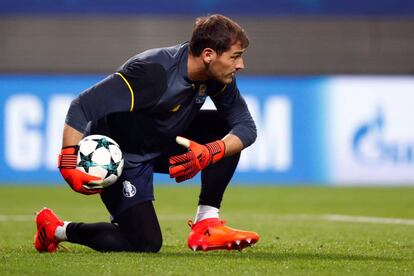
top-left (58, 146), bottom-right (103, 195)
top-left (169, 136), bottom-right (225, 183)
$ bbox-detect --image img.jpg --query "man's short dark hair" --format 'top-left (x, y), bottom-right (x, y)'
top-left (189, 14), bottom-right (249, 57)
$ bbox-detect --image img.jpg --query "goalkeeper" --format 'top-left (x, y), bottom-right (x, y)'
top-left (34, 14), bottom-right (258, 253)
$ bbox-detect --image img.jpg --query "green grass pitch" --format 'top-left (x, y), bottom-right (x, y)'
top-left (0, 185), bottom-right (413, 275)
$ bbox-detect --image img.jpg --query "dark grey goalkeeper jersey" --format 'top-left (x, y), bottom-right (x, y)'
top-left (66, 42), bottom-right (256, 162)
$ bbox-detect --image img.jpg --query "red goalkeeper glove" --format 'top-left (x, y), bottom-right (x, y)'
top-left (169, 136), bottom-right (225, 183)
top-left (58, 146), bottom-right (103, 195)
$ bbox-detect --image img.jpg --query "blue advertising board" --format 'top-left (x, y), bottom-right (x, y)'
top-left (1, 0), bottom-right (414, 16)
top-left (2, 75), bottom-right (414, 185)
top-left (0, 75), bottom-right (328, 184)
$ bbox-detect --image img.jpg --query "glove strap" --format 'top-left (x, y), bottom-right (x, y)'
top-left (205, 140), bottom-right (225, 164)
top-left (58, 145), bottom-right (79, 169)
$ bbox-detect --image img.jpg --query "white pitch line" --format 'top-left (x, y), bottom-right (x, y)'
top-left (248, 214), bottom-right (414, 226)
top-left (0, 214), bottom-right (190, 222)
top-left (322, 214), bottom-right (414, 225)
top-left (1, 213), bottom-right (414, 226)
top-left (246, 214), bottom-right (414, 225)
top-left (0, 215), bottom-right (34, 222)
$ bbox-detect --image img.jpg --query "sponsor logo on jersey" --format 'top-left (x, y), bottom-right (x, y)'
top-left (122, 180), bottom-right (136, 198)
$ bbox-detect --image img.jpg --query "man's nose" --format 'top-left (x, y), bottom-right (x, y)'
top-left (236, 58), bottom-right (245, 71)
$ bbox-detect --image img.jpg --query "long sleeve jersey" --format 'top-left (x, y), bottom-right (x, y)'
top-left (65, 42), bottom-right (256, 162)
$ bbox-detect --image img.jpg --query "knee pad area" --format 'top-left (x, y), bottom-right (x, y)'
top-left (129, 233), bottom-right (163, 253)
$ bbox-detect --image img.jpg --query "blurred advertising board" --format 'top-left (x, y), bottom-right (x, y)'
top-left (325, 77), bottom-right (414, 185)
top-left (1, 0), bottom-right (413, 16)
top-left (1, 75), bottom-right (413, 185)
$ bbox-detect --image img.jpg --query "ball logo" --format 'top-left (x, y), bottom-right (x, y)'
top-left (122, 181), bottom-right (136, 198)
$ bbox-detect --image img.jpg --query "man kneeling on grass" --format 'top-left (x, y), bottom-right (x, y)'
top-left (34, 14), bottom-right (259, 253)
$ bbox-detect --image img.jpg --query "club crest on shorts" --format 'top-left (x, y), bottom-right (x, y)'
top-left (195, 84), bottom-right (207, 104)
top-left (122, 181), bottom-right (136, 198)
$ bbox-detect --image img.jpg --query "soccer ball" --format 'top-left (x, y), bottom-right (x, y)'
top-left (76, 134), bottom-right (124, 188)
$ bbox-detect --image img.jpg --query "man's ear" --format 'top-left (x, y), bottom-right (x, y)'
top-left (201, 48), bottom-right (216, 64)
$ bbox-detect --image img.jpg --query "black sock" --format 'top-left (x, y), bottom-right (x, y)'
top-left (66, 201), bottom-right (162, 252)
top-left (199, 152), bottom-right (240, 208)
top-left (66, 222), bottom-right (133, 252)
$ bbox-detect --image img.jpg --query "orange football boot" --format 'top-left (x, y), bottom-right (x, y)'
top-left (34, 207), bottom-right (63, 253)
top-left (187, 218), bottom-right (259, 251)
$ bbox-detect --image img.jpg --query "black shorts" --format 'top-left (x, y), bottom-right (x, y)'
top-left (100, 160), bottom-right (155, 219)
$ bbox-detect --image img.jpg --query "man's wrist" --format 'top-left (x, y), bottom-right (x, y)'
top-left (59, 146), bottom-right (79, 169)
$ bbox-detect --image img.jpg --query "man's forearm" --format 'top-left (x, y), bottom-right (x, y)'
top-left (62, 124), bottom-right (84, 147)
top-left (222, 133), bottom-right (244, 157)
